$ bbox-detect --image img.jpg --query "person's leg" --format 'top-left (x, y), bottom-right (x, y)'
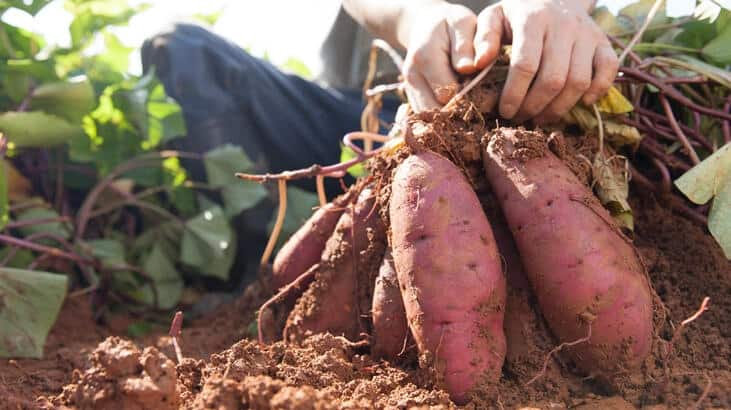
top-left (142, 23), bottom-right (398, 192)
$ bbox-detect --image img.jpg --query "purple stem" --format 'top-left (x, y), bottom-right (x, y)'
top-left (620, 67), bottom-right (731, 121)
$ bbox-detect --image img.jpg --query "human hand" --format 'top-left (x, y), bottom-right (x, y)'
top-left (473, 0), bottom-right (617, 124)
top-left (400, 2), bottom-right (480, 112)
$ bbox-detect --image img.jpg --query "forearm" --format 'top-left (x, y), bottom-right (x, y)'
top-left (342, 0), bottom-right (445, 49)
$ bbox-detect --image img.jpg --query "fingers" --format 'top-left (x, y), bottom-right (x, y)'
top-left (499, 17), bottom-right (545, 119)
top-left (514, 28), bottom-right (573, 121)
top-left (473, 5), bottom-right (504, 69)
top-left (448, 11), bottom-right (478, 74)
top-left (535, 38), bottom-right (594, 124)
top-left (583, 42), bottom-right (619, 105)
top-left (404, 69), bottom-right (441, 112)
top-left (414, 46), bottom-right (459, 105)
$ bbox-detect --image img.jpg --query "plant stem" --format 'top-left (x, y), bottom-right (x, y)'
top-left (260, 179), bottom-right (287, 267)
top-left (237, 132), bottom-right (387, 182)
top-left (659, 94), bottom-right (701, 164)
top-left (631, 43), bottom-right (701, 54)
top-left (0, 233), bottom-right (95, 266)
top-left (618, 0), bottom-right (665, 65)
top-left (620, 67), bottom-right (731, 121)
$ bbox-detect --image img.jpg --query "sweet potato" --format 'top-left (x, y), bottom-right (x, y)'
top-left (371, 249), bottom-right (408, 360)
top-left (389, 151), bottom-right (506, 404)
top-left (482, 127), bottom-right (653, 378)
top-left (284, 188), bottom-right (386, 342)
top-left (483, 198), bottom-right (557, 378)
top-left (272, 191), bottom-right (354, 289)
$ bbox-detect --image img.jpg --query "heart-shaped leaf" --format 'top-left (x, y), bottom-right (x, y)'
top-left (0, 267), bottom-right (68, 358)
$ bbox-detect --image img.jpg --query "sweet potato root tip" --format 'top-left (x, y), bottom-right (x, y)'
top-left (482, 127), bottom-right (654, 379)
top-left (389, 151), bottom-right (506, 404)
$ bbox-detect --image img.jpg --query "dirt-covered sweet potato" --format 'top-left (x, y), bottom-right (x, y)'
top-left (389, 151), bottom-right (506, 404)
top-left (272, 191), bottom-right (354, 289)
top-left (371, 249), bottom-right (408, 361)
top-left (482, 127), bottom-right (653, 378)
top-left (284, 188), bottom-right (386, 342)
top-left (483, 198), bottom-right (557, 379)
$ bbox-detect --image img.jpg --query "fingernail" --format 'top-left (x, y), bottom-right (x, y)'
top-left (456, 57), bottom-right (473, 70)
top-left (475, 43), bottom-right (487, 58)
top-left (583, 93), bottom-right (596, 105)
top-left (474, 45), bottom-right (488, 62)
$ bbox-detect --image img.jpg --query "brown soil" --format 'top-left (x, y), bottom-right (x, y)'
top-left (1, 186), bottom-right (725, 410)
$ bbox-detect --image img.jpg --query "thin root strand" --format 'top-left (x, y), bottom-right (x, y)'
top-left (526, 325), bottom-right (593, 386)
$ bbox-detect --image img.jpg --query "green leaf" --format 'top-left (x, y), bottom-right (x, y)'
top-left (0, 0), bottom-right (53, 15)
top-left (146, 83), bottom-right (186, 146)
top-left (340, 145), bottom-right (368, 177)
top-left (30, 79), bottom-right (96, 123)
top-left (97, 32), bottom-right (133, 73)
top-left (136, 243), bottom-right (183, 309)
top-left (675, 19), bottom-right (718, 49)
top-left (0, 111), bottom-right (82, 148)
top-left (85, 238), bottom-right (127, 289)
top-left (0, 22), bottom-right (44, 59)
top-left (267, 186), bottom-right (318, 251)
top-left (618, 0), bottom-right (669, 41)
top-left (221, 183), bottom-right (267, 219)
top-left (702, 22), bottom-right (731, 65)
top-left (16, 208), bottom-right (71, 244)
top-left (204, 145), bottom-right (265, 217)
top-left (674, 144), bottom-right (731, 205)
top-left (85, 238), bottom-right (126, 265)
top-left (675, 143), bottom-right (731, 259)
top-left (655, 56), bottom-right (731, 89)
top-left (204, 144), bottom-right (255, 185)
top-left (708, 176), bottom-right (731, 259)
top-left (0, 248), bottom-right (34, 268)
top-left (2, 70), bottom-right (33, 103)
top-left (592, 6), bottom-right (625, 35)
top-left (67, 0), bottom-right (139, 49)
top-left (0, 160), bottom-right (8, 230)
top-left (180, 205), bottom-right (235, 279)
top-left (5, 58), bottom-right (58, 81)
top-left (0, 267), bottom-right (67, 358)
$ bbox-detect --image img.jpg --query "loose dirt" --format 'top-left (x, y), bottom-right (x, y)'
top-left (0, 187), bottom-right (727, 409)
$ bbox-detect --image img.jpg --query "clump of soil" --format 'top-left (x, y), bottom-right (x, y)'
top-left (43, 337), bottom-right (179, 409)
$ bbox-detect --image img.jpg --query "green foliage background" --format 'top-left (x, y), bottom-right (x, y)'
top-left (0, 0), bottom-right (317, 357)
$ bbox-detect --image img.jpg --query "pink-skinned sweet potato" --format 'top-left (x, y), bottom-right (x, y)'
top-left (284, 188), bottom-right (386, 342)
top-left (371, 249), bottom-right (408, 361)
top-left (389, 151), bottom-right (507, 404)
top-left (483, 197), bottom-right (558, 379)
top-left (482, 127), bottom-right (653, 378)
top-left (272, 191), bottom-right (354, 289)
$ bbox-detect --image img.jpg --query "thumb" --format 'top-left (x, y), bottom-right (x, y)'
top-left (473, 5), bottom-right (504, 69)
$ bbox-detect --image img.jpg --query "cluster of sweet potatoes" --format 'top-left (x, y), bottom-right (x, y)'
top-left (263, 125), bottom-right (655, 404)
